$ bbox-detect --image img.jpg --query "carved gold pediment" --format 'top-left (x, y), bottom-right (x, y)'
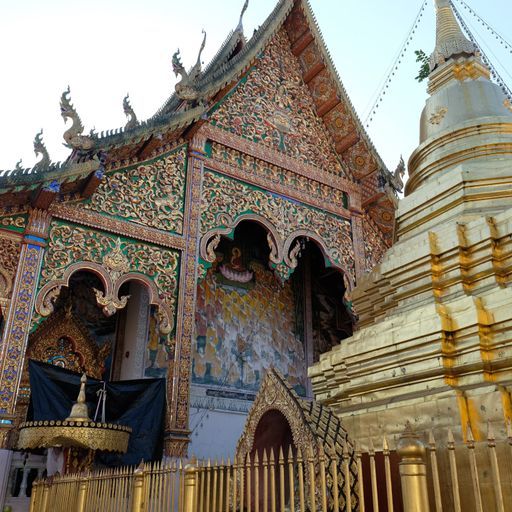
top-left (24, 307), bottom-right (111, 384)
top-left (236, 368), bottom-right (358, 508)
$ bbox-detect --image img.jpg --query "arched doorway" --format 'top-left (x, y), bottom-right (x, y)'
top-left (252, 409), bottom-right (294, 458)
top-left (251, 409), bottom-right (294, 510)
top-left (292, 240), bottom-right (354, 383)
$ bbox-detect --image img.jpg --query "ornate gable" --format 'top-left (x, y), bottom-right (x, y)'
top-left (210, 28), bottom-right (348, 179)
top-left (236, 368), bottom-right (358, 508)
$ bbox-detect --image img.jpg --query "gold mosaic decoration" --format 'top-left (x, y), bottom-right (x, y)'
top-left (26, 307), bottom-right (110, 380)
top-left (82, 147), bottom-right (187, 234)
top-left (201, 170), bottom-right (355, 277)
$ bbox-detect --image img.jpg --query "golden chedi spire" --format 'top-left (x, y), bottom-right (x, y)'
top-left (397, 0), bottom-right (512, 240)
top-left (430, 0), bottom-right (476, 71)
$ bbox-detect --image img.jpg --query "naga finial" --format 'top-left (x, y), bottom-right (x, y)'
top-left (123, 94), bottom-right (139, 130)
top-left (14, 159), bottom-right (23, 172)
top-left (60, 86), bottom-right (95, 153)
top-left (33, 129), bottom-right (51, 171)
top-left (172, 30), bottom-right (207, 101)
top-left (385, 155), bottom-right (406, 193)
top-left (237, 0), bottom-right (249, 31)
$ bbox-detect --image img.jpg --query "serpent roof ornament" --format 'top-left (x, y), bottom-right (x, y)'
top-left (32, 130), bottom-right (51, 172)
top-left (123, 94), bottom-right (139, 130)
top-left (172, 30), bottom-right (207, 101)
top-left (60, 86), bottom-right (97, 157)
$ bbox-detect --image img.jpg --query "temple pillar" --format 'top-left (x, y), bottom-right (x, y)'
top-left (0, 209), bottom-right (51, 447)
top-left (302, 248), bottom-right (314, 397)
top-left (350, 210), bottom-right (366, 282)
top-left (165, 132), bottom-right (206, 457)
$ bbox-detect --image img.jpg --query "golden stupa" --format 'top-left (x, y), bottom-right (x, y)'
top-left (310, 0), bottom-right (512, 448)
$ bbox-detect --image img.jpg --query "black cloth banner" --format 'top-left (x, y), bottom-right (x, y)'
top-left (27, 360), bottom-right (166, 466)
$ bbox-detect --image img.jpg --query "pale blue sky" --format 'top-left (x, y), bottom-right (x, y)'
top-left (0, 0), bottom-right (510, 173)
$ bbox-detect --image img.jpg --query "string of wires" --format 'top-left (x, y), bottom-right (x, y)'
top-left (364, 0), bottom-right (428, 128)
top-left (450, 0), bottom-right (512, 102)
top-left (454, 0), bottom-right (512, 53)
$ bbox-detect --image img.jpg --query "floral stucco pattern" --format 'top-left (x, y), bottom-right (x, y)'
top-left (83, 146), bottom-right (187, 234)
top-left (211, 29), bottom-right (347, 178)
top-left (201, 170), bottom-right (355, 277)
top-left (40, 222), bottom-right (180, 319)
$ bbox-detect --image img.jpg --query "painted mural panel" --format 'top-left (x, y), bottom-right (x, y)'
top-left (193, 256), bottom-right (306, 397)
top-left (80, 146), bottom-right (187, 234)
top-left (210, 29), bottom-right (347, 178)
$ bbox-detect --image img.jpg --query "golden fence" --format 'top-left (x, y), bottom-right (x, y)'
top-left (28, 422), bottom-right (512, 512)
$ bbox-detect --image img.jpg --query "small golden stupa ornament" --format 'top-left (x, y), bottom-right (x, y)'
top-left (66, 373), bottom-right (90, 422)
top-left (18, 372), bottom-right (132, 472)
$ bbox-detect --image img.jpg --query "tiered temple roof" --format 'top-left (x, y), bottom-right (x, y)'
top-left (0, 0), bottom-right (398, 240)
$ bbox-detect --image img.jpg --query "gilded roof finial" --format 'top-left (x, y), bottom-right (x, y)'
top-left (123, 94), bottom-right (139, 130)
top-left (66, 373), bottom-right (91, 422)
top-left (430, 0), bottom-right (476, 72)
top-left (33, 129), bottom-right (51, 171)
top-left (236, 0), bottom-right (249, 31)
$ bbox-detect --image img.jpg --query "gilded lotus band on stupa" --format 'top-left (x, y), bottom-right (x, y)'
top-left (0, 0), bottom-right (511, 510)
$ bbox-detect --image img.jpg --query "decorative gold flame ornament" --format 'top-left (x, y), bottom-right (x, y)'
top-left (17, 374), bottom-right (131, 454)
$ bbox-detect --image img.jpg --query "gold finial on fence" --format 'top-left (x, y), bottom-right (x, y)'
top-left (487, 421), bottom-right (505, 512)
top-left (397, 422), bottom-right (430, 512)
top-left (183, 460), bottom-right (198, 512)
top-left (131, 462), bottom-right (145, 512)
top-left (465, 423), bottom-right (483, 512)
top-left (368, 438), bottom-right (378, 511)
top-left (427, 431), bottom-right (442, 512)
top-left (296, 447), bottom-right (305, 512)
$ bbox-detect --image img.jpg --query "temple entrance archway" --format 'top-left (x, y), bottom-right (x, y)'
top-left (292, 240), bottom-right (354, 375)
top-left (236, 368), bottom-right (359, 509)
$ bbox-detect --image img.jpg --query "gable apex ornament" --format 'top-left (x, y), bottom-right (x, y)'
top-left (236, 0), bottom-right (249, 32)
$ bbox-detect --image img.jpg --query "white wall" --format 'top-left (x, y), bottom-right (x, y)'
top-left (119, 283), bottom-right (150, 380)
top-left (189, 408), bottom-right (247, 460)
top-left (0, 449), bottom-right (12, 507)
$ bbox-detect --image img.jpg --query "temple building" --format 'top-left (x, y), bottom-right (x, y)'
top-left (1, 0), bottom-right (511, 509)
top-left (0, 0), bottom-right (396, 471)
